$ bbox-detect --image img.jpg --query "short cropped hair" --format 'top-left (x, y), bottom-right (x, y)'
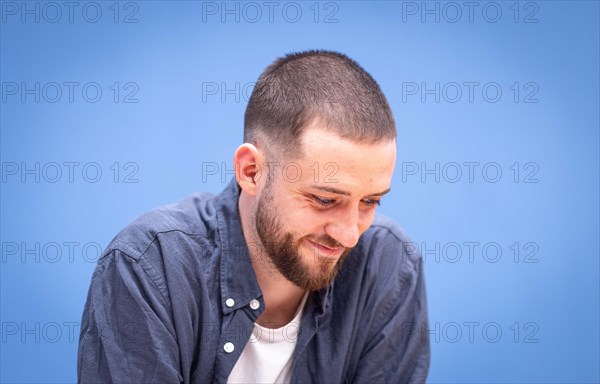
top-left (244, 50), bottom-right (396, 158)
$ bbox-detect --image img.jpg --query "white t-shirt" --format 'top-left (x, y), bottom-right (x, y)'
top-left (228, 292), bottom-right (309, 384)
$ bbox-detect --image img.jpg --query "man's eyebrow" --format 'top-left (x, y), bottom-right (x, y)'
top-left (370, 188), bottom-right (391, 197)
top-left (310, 186), bottom-right (391, 197)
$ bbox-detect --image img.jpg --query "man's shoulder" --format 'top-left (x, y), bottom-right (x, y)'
top-left (103, 191), bottom-right (218, 261)
top-left (364, 213), bottom-right (418, 252)
top-left (355, 212), bottom-right (422, 275)
top-left (332, 213), bottom-right (424, 326)
top-left (368, 213), bottom-right (412, 242)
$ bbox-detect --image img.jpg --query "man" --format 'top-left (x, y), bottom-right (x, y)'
top-left (78, 50), bottom-right (430, 383)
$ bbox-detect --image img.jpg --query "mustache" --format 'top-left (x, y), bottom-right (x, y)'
top-left (308, 235), bottom-right (344, 249)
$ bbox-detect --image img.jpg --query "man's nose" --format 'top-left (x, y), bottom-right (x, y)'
top-left (325, 207), bottom-right (361, 248)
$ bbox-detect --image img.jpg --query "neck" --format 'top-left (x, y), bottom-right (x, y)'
top-left (238, 192), bottom-right (306, 329)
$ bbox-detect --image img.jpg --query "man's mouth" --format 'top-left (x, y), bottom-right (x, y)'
top-left (306, 239), bottom-right (344, 258)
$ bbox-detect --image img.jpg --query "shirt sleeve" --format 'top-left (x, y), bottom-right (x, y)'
top-left (351, 234), bottom-right (431, 384)
top-left (78, 249), bottom-right (184, 384)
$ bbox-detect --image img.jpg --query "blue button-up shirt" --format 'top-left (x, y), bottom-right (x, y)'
top-left (78, 180), bottom-right (430, 383)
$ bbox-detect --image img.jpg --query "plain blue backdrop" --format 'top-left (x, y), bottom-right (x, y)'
top-left (1, 1), bottom-right (599, 382)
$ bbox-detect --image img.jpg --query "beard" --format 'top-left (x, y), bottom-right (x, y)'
top-left (254, 182), bottom-right (352, 291)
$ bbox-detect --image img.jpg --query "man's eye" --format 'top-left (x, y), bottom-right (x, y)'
top-left (362, 198), bottom-right (381, 207)
top-left (313, 196), bottom-right (335, 206)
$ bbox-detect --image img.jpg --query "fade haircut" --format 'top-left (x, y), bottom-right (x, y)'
top-left (244, 50), bottom-right (396, 159)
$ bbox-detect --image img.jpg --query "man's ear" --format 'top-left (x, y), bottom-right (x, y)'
top-left (234, 143), bottom-right (263, 196)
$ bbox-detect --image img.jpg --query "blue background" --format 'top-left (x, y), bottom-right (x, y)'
top-left (1, 1), bottom-right (598, 382)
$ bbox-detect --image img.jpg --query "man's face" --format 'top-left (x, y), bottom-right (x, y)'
top-left (253, 127), bottom-right (397, 291)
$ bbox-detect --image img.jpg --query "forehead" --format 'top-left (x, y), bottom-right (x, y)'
top-left (291, 127), bottom-right (397, 191)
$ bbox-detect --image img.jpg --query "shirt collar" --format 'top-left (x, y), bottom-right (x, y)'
top-left (215, 179), bottom-right (264, 315)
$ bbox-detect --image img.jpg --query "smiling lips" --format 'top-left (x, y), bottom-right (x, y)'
top-left (306, 239), bottom-right (344, 258)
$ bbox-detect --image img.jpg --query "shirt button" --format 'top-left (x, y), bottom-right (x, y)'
top-left (223, 342), bottom-right (235, 353)
top-left (225, 298), bottom-right (235, 308)
top-left (249, 299), bottom-right (260, 310)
